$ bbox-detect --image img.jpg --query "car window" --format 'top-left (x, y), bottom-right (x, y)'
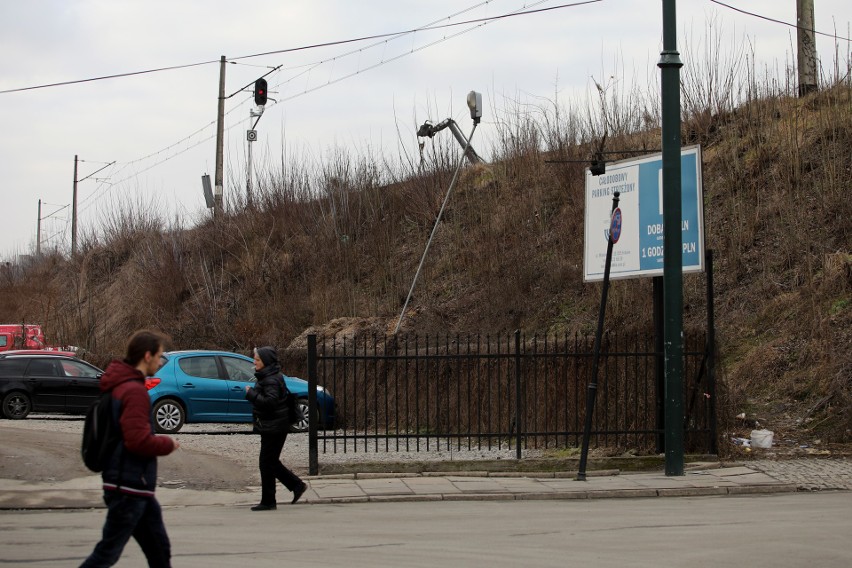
top-left (26, 359), bottom-right (60, 376)
top-left (61, 360), bottom-right (101, 378)
top-left (178, 356), bottom-right (221, 379)
top-left (0, 359), bottom-right (28, 377)
top-left (221, 356), bottom-right (256, 383)
top-left (0, 336), bottom-right (7, 347)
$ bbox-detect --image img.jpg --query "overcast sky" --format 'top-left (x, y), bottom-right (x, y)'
top-left (1, 0), bottom-right (849, 259)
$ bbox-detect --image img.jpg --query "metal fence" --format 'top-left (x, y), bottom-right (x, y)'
top-left (306, 330), bottom-right (715, 472)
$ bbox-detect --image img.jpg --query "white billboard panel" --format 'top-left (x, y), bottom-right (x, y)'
top-left (583, 145), bottom-right (704, 282)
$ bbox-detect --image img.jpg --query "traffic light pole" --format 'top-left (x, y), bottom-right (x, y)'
top-left (214, 56), bottom-right (226, 217)
top-left (246, 110), bottom-right (254, 208)
top-left (246, 106), bottom-right (264, 208)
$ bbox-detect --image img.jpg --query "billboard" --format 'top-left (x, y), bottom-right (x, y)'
top-left (583, 145), bottom-right (704, 282)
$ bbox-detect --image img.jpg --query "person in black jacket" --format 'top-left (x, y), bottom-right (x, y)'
top-left (245, 346), bottom-right (307, 511)
top-left (80, 329), bottom-right (179, 567)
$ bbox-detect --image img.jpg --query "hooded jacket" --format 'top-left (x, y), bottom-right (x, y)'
top-left (245, 347), bottom-right (292, 434)
top-left (99, 359), bottom-right (175, 497)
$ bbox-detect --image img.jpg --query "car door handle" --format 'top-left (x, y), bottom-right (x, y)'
top-left (181, 383), bottom-right (196, 388)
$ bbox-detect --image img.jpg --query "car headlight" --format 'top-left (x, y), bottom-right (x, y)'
top-left (316, 385), bottom-right (326, 393)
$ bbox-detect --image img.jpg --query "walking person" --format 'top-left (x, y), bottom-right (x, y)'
top-left (245, 346), bottom-right (307, 511)
top-left (81, 330), bottom-right (179, 568)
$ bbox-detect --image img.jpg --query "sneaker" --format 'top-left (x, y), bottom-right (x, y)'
top-left (251, 503), bottom-right (277, 511)
top-left (291, 483), bottom-right (307, 504)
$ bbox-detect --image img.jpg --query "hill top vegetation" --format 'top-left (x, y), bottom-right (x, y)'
top-left (2, 44), bottom-right (850, 450)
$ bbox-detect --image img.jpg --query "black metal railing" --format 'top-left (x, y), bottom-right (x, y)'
top-left (306, 330), bottom-right (715, 473)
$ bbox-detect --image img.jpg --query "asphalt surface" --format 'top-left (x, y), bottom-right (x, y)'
top-left (3, 418), bottom-right (851, 565)
top-left (0, 461), bottom-right (815, 509)
top-left (3, 491), bottom-right (852, 567)
top-left (2, 444), bottom-right (851, 566)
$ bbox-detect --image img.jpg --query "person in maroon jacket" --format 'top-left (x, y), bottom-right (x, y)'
top-left (80, 330), bottom-right (179, 568)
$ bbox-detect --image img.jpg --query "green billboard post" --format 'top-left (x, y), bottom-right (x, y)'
top-left (659, 0), bottom-right (684, 476)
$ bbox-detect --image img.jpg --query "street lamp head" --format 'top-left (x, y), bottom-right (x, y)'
top-left (467, 91), bottom-right (482, 124)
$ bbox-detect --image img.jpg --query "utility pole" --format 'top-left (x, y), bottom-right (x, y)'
top-left (72, 155), bottom-right (78, 256)
top-left (70, 158), bottom-right (113, 255)
top-left (214, 55), bottom-right (226, 217)
top-left (659, 0), bottom-right (684, 476)
top-left (797, 0), bottom-right (818, 96)
top-left (36, 200), bottom-right (42, 257)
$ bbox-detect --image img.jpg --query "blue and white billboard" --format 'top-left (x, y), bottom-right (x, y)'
top-left (583, 145), bottom-right (704, 282)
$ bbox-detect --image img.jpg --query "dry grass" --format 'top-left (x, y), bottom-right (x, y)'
top-left (2, 49), bottom-right (850, 444)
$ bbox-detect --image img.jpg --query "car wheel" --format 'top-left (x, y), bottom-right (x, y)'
top-left (2, 391), bottom-right (32, 420)
top-left (153, 399), bottom-right (185, 433)
top-left (290, 398), bottom-right (317, 433)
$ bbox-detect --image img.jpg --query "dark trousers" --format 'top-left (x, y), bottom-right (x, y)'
top-left (259, 431), bottom-right (303, 505)
top-left (80, 491), bottom-right (171, 567)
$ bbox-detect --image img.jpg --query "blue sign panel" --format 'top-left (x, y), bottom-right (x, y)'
top-left (610, 207), bottom-right (622, 244)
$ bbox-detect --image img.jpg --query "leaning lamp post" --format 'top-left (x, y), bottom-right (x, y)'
top-left (394, 91), bottom-right (482, 335)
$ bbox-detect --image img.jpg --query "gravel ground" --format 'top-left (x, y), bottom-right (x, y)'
top-left (7, 416), bottom-right (852, 493)
top-left (7, 415), bottom-right (540, 475)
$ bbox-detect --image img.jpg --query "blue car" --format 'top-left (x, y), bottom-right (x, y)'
top-left (145, 350), bottom-right (334, 434)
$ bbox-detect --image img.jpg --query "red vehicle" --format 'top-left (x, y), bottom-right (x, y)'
top-left (0, 324), bottom-right (46, 353)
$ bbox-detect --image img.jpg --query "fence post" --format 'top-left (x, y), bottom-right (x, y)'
top-left (706, 250), bottom-right (718, 454)
top-left (514, 329), bottom-right (522, 460)
top-left (308, 334), bottom-right (318, 476)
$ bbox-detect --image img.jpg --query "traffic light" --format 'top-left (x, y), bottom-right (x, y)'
top-left (254, 78), bottom-right (267, 106)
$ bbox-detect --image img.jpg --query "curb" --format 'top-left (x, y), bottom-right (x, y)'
top-left (302, 483), bottom-right (800, 506)
top-left (0, 483), bottom-right (800, 511)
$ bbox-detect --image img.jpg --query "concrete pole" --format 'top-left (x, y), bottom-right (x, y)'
top-left (659, 0), bottom-right (684, 476)
top-left (36, 199), bottom-right (42, 257)
top-left (797, 0), bottom-right (818, 96)
top-left (71, 155), bottom-right (78, 256)
top-left (214, 56), bottom-right (226, 216)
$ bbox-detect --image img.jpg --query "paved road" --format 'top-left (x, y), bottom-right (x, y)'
top-left (3, 492), bottom-right (851, 567)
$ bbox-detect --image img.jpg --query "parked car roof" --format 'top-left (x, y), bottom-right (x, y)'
top-left (163, 350), bottom-right (248, 356)
top-left (0, 350), bottom-right (78, 358)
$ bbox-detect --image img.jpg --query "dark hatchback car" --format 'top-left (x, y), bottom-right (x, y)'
top-left (0, 351), bottom-right (103, 419)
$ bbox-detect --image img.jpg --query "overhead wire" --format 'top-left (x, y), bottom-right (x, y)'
top-left (708, 0), bottom-right (851, 42)
top-left (71, 0), bottom-right (849, 212)
top-left (79, 0), bottom-right (601, 209)
top-left (0, 1), bottom-right (599, 97)
top-left (0, 59), bottom-right (218, 95)
top-left (276, 0), bottom-right (554, 102)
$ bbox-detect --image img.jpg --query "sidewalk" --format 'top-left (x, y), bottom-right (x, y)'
top-left (0, 463), bottom-right (800, 510)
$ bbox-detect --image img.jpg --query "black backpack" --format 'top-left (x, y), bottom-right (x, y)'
top-left (81, 392), bottom-right (122, 472)
top-left (282, 381), bottom-right (298, 427)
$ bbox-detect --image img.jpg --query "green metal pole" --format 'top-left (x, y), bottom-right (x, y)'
top-left (659, 0), bottom-right (684, 476)
top-left (308, 334), bottom-right (319, 476)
